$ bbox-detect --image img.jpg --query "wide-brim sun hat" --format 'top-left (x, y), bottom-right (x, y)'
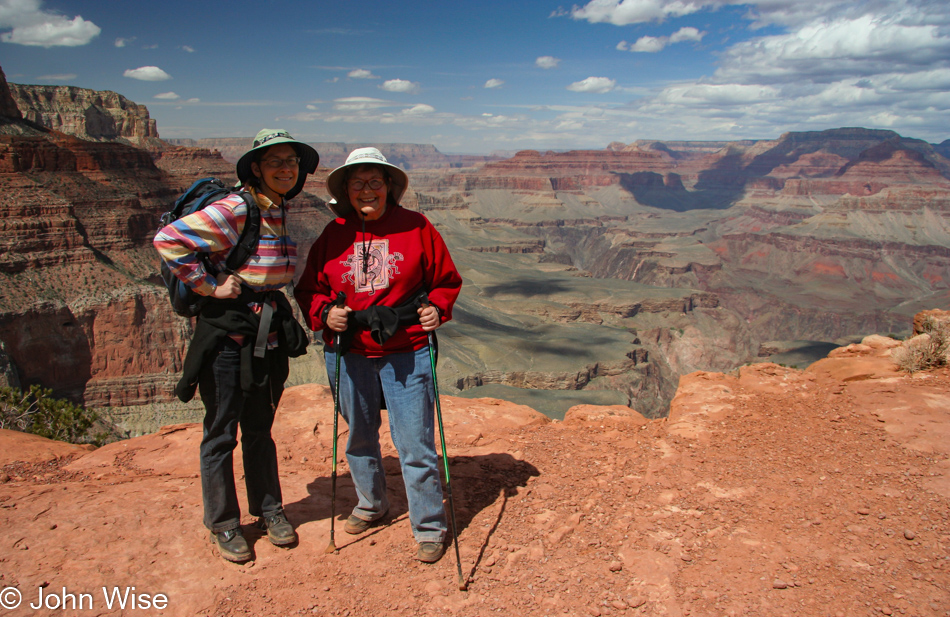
top-left (325, 147), bottom-right (408, 218)
top-left (236, 128), bottom-right (319, 200)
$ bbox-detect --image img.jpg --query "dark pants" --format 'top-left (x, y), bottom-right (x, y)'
top-left (198, 339), bottom-right (284, 532)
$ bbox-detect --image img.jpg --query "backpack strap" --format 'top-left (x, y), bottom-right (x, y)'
top-left (223, 192), bottom-right (261, 273)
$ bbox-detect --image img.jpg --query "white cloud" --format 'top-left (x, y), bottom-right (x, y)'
top-left (717, 14), bottom-right (950, 85)
top-left (535, 1), bottom-right (949, 146)
top-left (567, 76), bottom-right (617, 93)
top-left (536, 56), bottom-right (561, 69)
top-left (0, 0), bottom-right (100, 47)
top-left (123, 66), bottom-right (172, 81)
top-left (380, 79), bottom-right (420, 94)
top-left (484, 78), bottom-right (504, 89)
top-left (333, 97), bottom-right (391, 111)
top-left (348, 68), bottom-right (379, 79)
top-left (570, 0), bottom-right (708, 26)
top-left (630, 35), bottom-right (666, 52)
top-left (567, 1), bottom-right (885, 30)
top-left (37, 73), bottom-right (75, 81)
top-left (181, 45), bottom-right (194, 53)
top-left (284, 99), bottom-right (451, 127)
top-left (403, 104), bottom-right (435, 115)
top-left (154, 92), bottom-right (180, 100)
top-left (654, 82), bottom-right (780, 106)
top-left (115, 36), bottom-right (134, 48)
top-left (627, 27), bottom-right (705, 52)
top-left (670, 26), bottom-right (704, 43)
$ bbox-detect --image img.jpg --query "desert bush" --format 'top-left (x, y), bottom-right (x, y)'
top-left (0, 385), bottom-right (107, 445)
top-left (892, 316), bottom-right (950, 373)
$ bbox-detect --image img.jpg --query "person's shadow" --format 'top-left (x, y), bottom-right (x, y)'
top-left (284, 452), bottom-right (539, 577)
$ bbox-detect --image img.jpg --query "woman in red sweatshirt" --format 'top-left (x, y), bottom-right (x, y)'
top-left (295, 147), bottom-right (462, 563)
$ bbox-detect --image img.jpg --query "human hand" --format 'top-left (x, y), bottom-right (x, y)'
top-left (418, 305), bottom-right (440, 331)
top-left (211, 273), bottom-right (241, 299)
top-left (327, 305), bottom-right (352, 332)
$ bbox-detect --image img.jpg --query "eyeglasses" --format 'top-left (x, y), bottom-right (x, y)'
top-left (261, 156), bottom-right (300, 169)
top-left (348, 178), bottom-right (386, 191)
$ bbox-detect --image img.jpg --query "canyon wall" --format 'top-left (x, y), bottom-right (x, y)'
top-left (3, 66), bottom-right (950, 431)
top-left (0, 68), bottom-right (334, 434)
top-left (405, 127), bottom-right (950, 419)
top-left (8, 82), bottom-right (164, 149)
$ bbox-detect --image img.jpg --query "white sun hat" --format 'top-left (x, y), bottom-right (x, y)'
top-left (325, 147), bottom-right (408, 218)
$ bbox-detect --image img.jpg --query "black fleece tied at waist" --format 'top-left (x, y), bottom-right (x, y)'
top-left (334, 288), bottom-right (429, 356)
top-left (175, 289), bottom-right (309, 402)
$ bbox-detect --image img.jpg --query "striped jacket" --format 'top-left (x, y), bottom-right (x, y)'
top-left (153, 188), bottom-right (296, 298)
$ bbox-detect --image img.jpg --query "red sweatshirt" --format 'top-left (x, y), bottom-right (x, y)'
top-left (295, 205), bottom-right (462, 356)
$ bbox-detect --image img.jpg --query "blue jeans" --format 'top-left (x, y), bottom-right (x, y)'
top-left (325, 346), bottom-right (447, 543)
top-left (198, 339), bottom-right (284, 532)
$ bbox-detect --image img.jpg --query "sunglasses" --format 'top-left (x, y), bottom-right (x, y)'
top-left (260, 156), bottom-right (300, 169)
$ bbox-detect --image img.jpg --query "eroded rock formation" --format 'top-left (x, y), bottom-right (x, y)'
top-left (8, 82), bottom-right (163, 149)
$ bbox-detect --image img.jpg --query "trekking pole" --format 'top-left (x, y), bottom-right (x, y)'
top-left (423, 303), bottom-right (467, 591)
top-left (325, 292), bottom-right (347, 555)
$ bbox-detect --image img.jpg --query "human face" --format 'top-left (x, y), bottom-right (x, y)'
top-left (347, 166), bottom-right (389, 221)
top-left (252, 143), bottom-right (299, 202)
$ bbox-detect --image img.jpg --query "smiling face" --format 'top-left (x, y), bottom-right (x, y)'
top-left (346, 165), bottom-right (389, 221)
top-left (251, 143), bottom-right (299, 203)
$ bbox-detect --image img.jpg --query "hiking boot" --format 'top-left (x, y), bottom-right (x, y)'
top-left (210, 528), bottom-right (251, 562)
top-left (257, 512), bottom-right (297, 546)
top-left (344, 511), bottom-right (387, 535)
top-left (415, 541), bottom-right (445, 563)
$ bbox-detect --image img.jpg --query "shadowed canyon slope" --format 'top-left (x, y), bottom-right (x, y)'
top-left (1, 341), bottom-right (948, 616)
top-left (2, 68), bottom-right (950, 434)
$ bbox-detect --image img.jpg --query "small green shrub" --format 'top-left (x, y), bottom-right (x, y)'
top-left (0, 385), bottom-right (106, 445)
top-left (892, 316), bottom-right (950, 373)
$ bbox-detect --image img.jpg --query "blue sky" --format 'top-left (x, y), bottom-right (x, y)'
top-left (2, 0), bottom-right (949, 153)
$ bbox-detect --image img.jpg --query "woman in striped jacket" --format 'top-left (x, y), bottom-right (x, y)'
top-left (154, 129), bottom-right (318, 563)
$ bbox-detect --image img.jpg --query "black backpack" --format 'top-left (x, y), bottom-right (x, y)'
top-left (157, 178), bottom-right (261, 318)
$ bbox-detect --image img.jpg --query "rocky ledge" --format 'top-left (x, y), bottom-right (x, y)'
top-left (1, 339), bottom-right (947, 616)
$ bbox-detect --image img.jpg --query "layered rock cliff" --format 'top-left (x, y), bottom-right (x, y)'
top-left (7, 81), bottom-right (163, 149)
top-left (0, 68), bottom-right (330, 434)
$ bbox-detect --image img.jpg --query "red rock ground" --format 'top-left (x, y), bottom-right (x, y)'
top-left (0, 339), bottom-right (948, 617)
